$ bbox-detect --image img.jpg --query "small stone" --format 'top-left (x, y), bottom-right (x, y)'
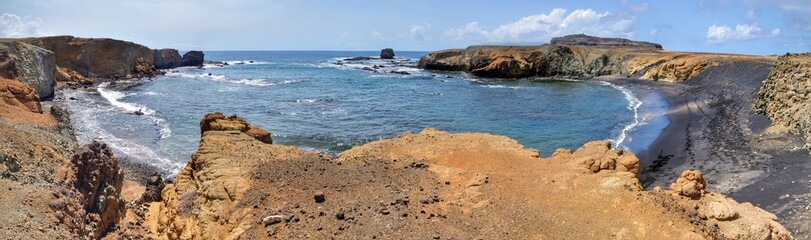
top-left (314, 191), bottom-right (326, 203)
top-left (262, 215), bottom-right (285, 226)
top-left (433, 234), bottom-right (441, 239)
top-left (336, 212), bottom-right (345, 220)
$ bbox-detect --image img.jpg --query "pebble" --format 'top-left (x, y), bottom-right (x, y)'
top-left (336, 212), bottom-right (345, 220)
top-left (314, 191), bottom-right (326, 203)
top-left (262, 215), bottom-right (285, 226)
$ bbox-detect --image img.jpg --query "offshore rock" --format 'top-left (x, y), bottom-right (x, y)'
top-left (152, 48), bottom-right (183, 69)
top-left (182, 50), bottom-right (205, 67)
top-left (550, 34), bottom-right (663, 49)
top-left (0, 40), bottom-right (56, 99)
top-left (380, 48), bottom-right (395, 59)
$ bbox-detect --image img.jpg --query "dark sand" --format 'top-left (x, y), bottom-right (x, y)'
top-left (610, 59), bottom-right (810, 239)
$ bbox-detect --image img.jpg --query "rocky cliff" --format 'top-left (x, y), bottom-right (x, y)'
top-left (550, 34), bottom-right (663, 49)
top-left (153, 49), bottom-right (184, 69)
top-left (418, 44), bottom-right (771, 81)
top-left (754, 53), bottom-right (811, 150)
top-left (0, 41), bottom-right (56, 99)
top-left (140, 113), bottom-right (791, 239)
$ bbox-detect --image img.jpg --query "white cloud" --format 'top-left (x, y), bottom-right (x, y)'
top-left (442, 22), bottom-right (484, 41)
top-left (410, 24), bottom-right (431, 41)
top-left (706, 23), bottom-right (780, 43)
top-left (443, 8), bottom-right (638, 43)
top-left (0, 13), bottom-right (46, 38)
top-left (370, 31), bottom-right (384, 41)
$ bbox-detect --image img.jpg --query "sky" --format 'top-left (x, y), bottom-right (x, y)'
top-left (1, 0), bottom-right (809, 55)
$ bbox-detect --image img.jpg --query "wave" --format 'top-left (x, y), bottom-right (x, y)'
top-left (164, 71), bottom-right (276, 86)
top-left (98, 83), bottom-right (173, 139)
top-left (599, 81), bottom-right (644, 150)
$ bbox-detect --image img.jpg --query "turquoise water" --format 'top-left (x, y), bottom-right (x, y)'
top-left (59, 51), bottom-right (666, 173)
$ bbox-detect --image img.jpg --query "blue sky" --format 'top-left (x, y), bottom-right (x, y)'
top-left (1, 0), bottom-right (809, 55)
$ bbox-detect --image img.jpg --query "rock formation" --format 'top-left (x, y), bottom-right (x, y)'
top-left (380, 48), bottom-right (395, 59)
top-left (182, 50), bottom-right (205, 67)
top-left (754, 53), bottom-right (811, 150)
top-left (140, 114), bottom-right (792, 239)
top-left (200, 112), bottom-right (272, 144)
top-left (50, 141), bottom-right (126, 238)
top-left (0, 40), bottom-right (56, 99)
top-left (153, 49), bottom-right (183, 69)
top-left (551, 34), bottom-right (663, 49)
top-left (140, 172), bottom-right (166, 202)
top-left (19, 36), bottom-right (157, 79)
top-left (418, 42), bottom-right (769, 81)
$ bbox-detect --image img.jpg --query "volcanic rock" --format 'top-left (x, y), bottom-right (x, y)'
top-left (182, 50), bottom-right (205, 67)
top-left (670, 170), bottom-right (707, 198)
top-left (200, 112), bottom-right (272, 144)
top-left (152, 48), bottom-right (183, 69)
top-left (380, 48), bottom-right (395, 59)
top-left (141, 172), bottom-right (166, 202)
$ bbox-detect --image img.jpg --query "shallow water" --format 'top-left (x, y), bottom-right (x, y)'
top-left (58, 51), bottom-right (668, 173)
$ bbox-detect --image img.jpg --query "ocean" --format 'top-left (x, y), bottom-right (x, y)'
top-left (57, 51), bottom-right (669, 173)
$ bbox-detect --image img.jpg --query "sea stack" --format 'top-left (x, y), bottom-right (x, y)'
top-left (380, 48), bottom-right (395, 59)
top-left (182, 50), bottom-right (205, 67)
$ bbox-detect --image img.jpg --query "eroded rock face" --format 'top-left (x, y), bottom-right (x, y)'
top-left (182, 50), bottom-right (205, 67)
top-left (551, 141), bottom-right (641, 174)
top-left (0, 77), bottom-right (43, 114)
top-left (141, 172), bottom-right (166, 202)
top-left (20, 36), bottom-right (156, 79)
top-left (418, 44), bottom-right (762, 81)
top-left (0, 41), bottom-right (56, 99)
top-left (550, 34), bottom-right (663, 49)
top-left (754, 53), bottom-right (811, 150)
top-left (200, 112), bottom-right (272, 144)
top-left (153, 48), bottom-right (183, 69)
top-left (51, 141), bottom-right (126, 238)
top-left (380, 48), bottom-right (395, 59)
top-left (670, 170), bottom-right (707, 199)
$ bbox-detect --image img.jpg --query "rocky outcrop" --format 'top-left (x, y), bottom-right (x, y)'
top-left (142, 114), bottom-right (791, 239)
top-left (140, 173), bottom-right (166, 202)
top-left (754, 53), bottom-right (811, 150)
top-left (551, 34), bottom-right (663, 49)
top-left (418, 43), bottom-right (769, 81)
top-left (152, 49), bottom-right (183, 69)
top-left (380, 48), bottom-right (395, 59)
top-left (19, 36), bottom-right (157, 79)
top-left (200, 112), bottom-right (272, 144)
top-left (0, 77), bottom-right (43, 114)
top-left (670, 170), bottom-right (707, 199)
top-left (0, 40), bottom-right (56, 99)
top-left (182, 51), bottom-right (204, 67)
top-left (50, 141), bottom-right (126, 239)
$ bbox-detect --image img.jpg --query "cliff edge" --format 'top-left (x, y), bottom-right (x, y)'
top-left (141, 113), bottom-right (791, 239)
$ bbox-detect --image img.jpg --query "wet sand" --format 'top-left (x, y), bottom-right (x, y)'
top-left (611, 59), bottom-right (811, 238)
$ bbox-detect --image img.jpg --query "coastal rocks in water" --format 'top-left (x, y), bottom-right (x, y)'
top-left (51, 141), bottom-right (126, 238)
top-left (380, 48), bottom-right (395, 59)
top-left (182, 50), bottom-right (205, 67)
top-left (152, 48), bottom-right (183, 69)
top-left (200, 112), bottom-right (272, 144)
top-left (0, 40), bottom-right (56, 99)
top-left (670, 170), bottom-right (707, 198)
top-left (19, 36), bottom-right (157, 79)
top-left (550, 34), bottom-right (663, 49)
top-left (754, 52), bottom-right (811, 151)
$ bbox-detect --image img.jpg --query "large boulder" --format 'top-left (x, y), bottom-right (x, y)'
top-left (670, 170), bottom-right (707, 198)
top-left (182, 50), bottom-right (205, 67)
top-left (0, 40), bottom-right (56, 99)
top-left (153, 48), bottom-right (183, 69)
top-left (20, 36), bottom-right (156, 79)
top-left (380, 48), bottom-right (395, 59)
top-left (200, 112), bottom-right (272, 144)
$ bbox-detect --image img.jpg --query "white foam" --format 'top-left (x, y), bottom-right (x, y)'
top-left (97, 83), bottom-right (172, 139)
top-left (224, 60), bottom-right (270, 65)
top-left (165, 71), bottom-right (275, 87)
top-left (599, 81), bottom-right (644, 150)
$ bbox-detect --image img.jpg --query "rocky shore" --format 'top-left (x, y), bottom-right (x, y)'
top-left (0, 34), bottom-right (806, 239)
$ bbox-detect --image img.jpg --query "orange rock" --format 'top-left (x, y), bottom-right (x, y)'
top-left (670, 170), bottom-right (707, 199)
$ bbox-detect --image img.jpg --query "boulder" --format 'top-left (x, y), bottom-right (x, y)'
top-left (670, 170), bottom-right (707, 199)
top-left (152, 48), bottom-right (183, 69)
top-left (380, 48), bottom-right (395, 59)
top-left (182, 50), bottom-right (205, 67)
top-left (141, 172), bottom-right (166, 202)
top-left (0, 41), bottom-right (56, 99)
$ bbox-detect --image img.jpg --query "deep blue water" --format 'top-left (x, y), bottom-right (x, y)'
top-left (59, 51), bottom-right (667, 173)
